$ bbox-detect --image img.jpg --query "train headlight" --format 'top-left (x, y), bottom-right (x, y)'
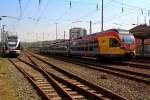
top-left (16, 50), bottom-right (20, 54)
top-left (5, 50), bottom-right (9, 54)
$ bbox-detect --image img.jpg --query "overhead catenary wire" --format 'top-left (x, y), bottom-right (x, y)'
top-left (37, 0), bottom-right (50, 22)
top-left (22, 0), bottom-right (30, 16)
top-left (39, 0), bottom-right (42, 5)
top-left (18, 0), bottom-right (22, 17)
top-left (19, 0), bottom-right (50, 42)
top-left (27, 0), bottom-right (50, 36)
top-left (13, 0), bottom-right (150, 41)
top-left (12, 0), bottom-right (30, 34)
top-left (53, 0), bottom-right (113, 30)
top-left (62, 0), bottom-right (149, 36)
top-left (27, 0), bottom-right (114, 35)
top-left (63, 0), bottom-right (114, 29)
top-left (113, 0), bottom-right (150, 11)
top-left (55, 0), bottom-right (80, 21)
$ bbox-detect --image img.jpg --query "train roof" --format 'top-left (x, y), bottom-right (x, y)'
top-left (8, 35), bottom-right (18, 37)
top-left (74, 28), bottom-right (130, 40)
top-left (50, 39), bottom-right (69, 44)
top-left (93, 29), bottom-right (129, 34)
top-left (7, 35), bottom-right (18, 39)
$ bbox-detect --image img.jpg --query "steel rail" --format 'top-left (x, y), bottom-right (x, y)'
top-left (9, 58), bottom-right (50, 100)
top-left (10, 58), bottom-right (74, 100)
top-left (33, 53), bottom-right (150, 84)
top-left (120, 62), bottom-right (150, 70)
top-left (26, 52), bottom-right (127, 100)
top-left (25, 53), bottom-right (108, 99)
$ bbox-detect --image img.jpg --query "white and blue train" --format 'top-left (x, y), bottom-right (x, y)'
top-left (4, 35), bottom-right (21, 56)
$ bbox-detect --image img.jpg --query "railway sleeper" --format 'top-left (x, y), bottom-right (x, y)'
top-left (47, 93), bottom-right (59, 98)
top-left (34, 77), bottom-right (44, 80)
top-left (59, 85), bottom-right (67, 88)
top-left (40, 87), bottom-right (52, 90)
top-left (44, 89), bottom-right (56, 94)
top-left (67, 91), bottom-right (79, 95)
top-left (36, 79), bottom-right (46, 82)
top-left (64, 88), bottom-right (72, 91)
top-left (37, 81), bottom-right (49, 84)
top-left (73, 95), bottom-right (86, 99)
top-left (57, 82), bottom-right (87, 99)
top-left (76, 84), bottom-right (85, 87)
top-left (67, 80), bottom-right (78, 83)
top-left (81, 86), bottom-right (91, 90)
top-left (64, 78), bottom-right (87, 86)
top-left (38, 84), bottom-right (52, 87)
top-left (48, 97), bottom-right (62, 100)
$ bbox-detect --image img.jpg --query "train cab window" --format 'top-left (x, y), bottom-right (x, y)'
top-left (109, 38), bottom-right (121, 47)
top-left (89, 46), bottom-right (93, 51)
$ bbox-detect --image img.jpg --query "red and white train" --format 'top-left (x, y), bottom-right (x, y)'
top-left (40, 28), bottom-right (136, 61)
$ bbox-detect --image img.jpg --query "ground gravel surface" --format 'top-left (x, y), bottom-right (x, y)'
top-left (6, 58), bottom-right (42, 100)
top-left (35, 54), bottom-right (150, 100)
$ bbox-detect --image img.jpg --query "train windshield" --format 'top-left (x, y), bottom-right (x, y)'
top-left (118, 29), bottom-right (130, 34)
top-left (7, 36), bottom-right (18, 42)
top-left (8, 41), bottom-right (17, 46)
top-left (122, 35), bottom-right (134, 44)
top-left (8, 36), bottom-right (18, 40)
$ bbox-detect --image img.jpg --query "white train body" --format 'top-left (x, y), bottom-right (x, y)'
top-left (4, 35), bottom-right (21, 56)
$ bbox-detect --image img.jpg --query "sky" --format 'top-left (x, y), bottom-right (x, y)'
top-left (0, 0), bottom-right (150, 42)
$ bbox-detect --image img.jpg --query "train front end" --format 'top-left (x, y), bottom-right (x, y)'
top-left (5, 42), bottom-right (20, 55)
top-left (119, 33), bottom-right (136, 59)
top-left (97, 29), bottom-right (136, 61)
top-left (119, 31), bottom-right (136, 60)
top-left (4, 36), bottom-right (21, 56)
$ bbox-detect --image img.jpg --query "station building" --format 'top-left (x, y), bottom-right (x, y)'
top-left (130, 24), bottom-right (150, 55)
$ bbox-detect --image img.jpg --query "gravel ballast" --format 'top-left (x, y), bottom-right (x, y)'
top-left (36, 55), bottom-right (150, 100)
top-left (6, 58), bottom-right (42, 100)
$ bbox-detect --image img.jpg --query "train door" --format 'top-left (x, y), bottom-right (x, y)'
top-left (87, 39), bottom-right (97, 57)
top-left (83, 37), bottom-right (88, 57)
top-left (84, 39), bottom-right (87, 57)
top-left (87, 40), bottom-right (93, 56)
top-left (98, 36), bottom-right (110, 55)
top-left (109, 37), bottom-right (123, 55)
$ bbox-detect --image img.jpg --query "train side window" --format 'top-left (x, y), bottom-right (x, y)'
top-left (94, 44), bottom-right (98, 48)
top-left (89, 41), bottom-right (93, 44)
top-left (89, 46), bottom-right (93, 51)
top-left (81, 47), bottom-right (84, 51)
top-left (93, 40), bottom-right (98, 48)
top-left (109, 38), bottom-right (121, 47)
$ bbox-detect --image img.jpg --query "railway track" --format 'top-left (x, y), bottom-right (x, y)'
top-left (120, 61), bottom-right (150, 70)
top-left (9, 53), bottom-right (126, 100)
top-left (81, 57), bottom-right (150, 70)
top-left (9, 58), bottom-right (65, 99)
top-left (131, 59), bottom-right (150, 64)
top-left (40, 53), bottom-right (150, 70)
top-left (36, 53), bottom-right (150, 84)
top-left (131, 56), bottom-right (150, 64)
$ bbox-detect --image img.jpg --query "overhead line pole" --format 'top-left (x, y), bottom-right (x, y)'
top-left (89, 20), bottom-right (92, 34)
top-left (64, 31), bottom-right (65, 40)
top-left (2, 25), bottom-right (6, 43)
top-left (101, 0), bottom-right (104, 32)
top-left (55, 23), bottom-right (58, 40)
